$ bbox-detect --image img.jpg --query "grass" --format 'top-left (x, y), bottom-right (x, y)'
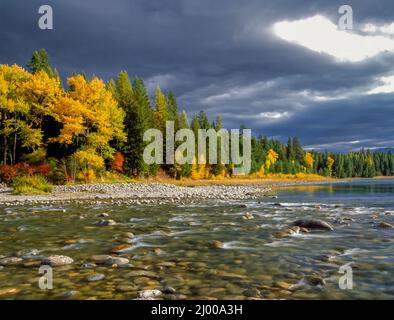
top-left (12, 175), bottom-right (53, 195)
top-left (136, 174), bottom-right (334, 187)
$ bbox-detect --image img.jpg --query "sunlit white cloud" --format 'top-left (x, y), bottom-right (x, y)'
top-left (273, 15), bottom-right (394, 62)
top-left (259, 111), bottom-right (289, 119)
top-left (368, 75), bottom-right (394, 94)
top-left (362, 22), bottom-right (394, 35)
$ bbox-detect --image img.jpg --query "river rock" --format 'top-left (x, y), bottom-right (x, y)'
top-left (87, 273), bottom-right (106, 282)
top-left (276, 281), bottom-right (295, 290)
top-left (0, 257), bottom-right (23, 266)
top-left (107, 257), bottom-right (130, 266)
top-left (274, 226), bottom-right (300, 238)
top-left (111, 244), bottom-right (133, 253)
top-left (243, 288), bottom-right (260, 297)
top-left (97, 219), bottom-right (117, 226)
top-left (138, 289), bottom-right (162, 299)
top-left (378, 222), bottom-right (393, 228)
top-left (293, 219), bottom-right (334, 231)
top-left (82, 262), bottom-right (97, 269)
top-left (305, 275), bottom-right (326, 286)
top-left (0, 287), bottom-right (20, 296)
top-left (210, 240), bottom-right (224, 249)
top-left (41, 255), bottom-right (74, 266)
top-left (97, 213), bottom-right (109, 217)
top-left (63, 291), bottom-right (79, 298)
top-left (242, 212), bottom-right (254, 220)
top-left (161, 286), bottom-right (176, 294)
top-left (124, 232), bottom-right (135, 238)
top-left (90, 255), bottom-right (112, 264)
top-left (16, 249), bottom-right (41, 259)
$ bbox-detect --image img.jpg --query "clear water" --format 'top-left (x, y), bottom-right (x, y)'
top-left (0, 179), bottom-right (393, 300)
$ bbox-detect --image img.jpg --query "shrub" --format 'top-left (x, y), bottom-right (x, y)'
top-left (21, 149), bottom-right (47, 165)
top-left (77, 169), bottom-right (96, 183)
top-left (12, 175), bottom-right (53, 195)
top-left (112, 152), bottom-right (124, 173)
top-left (0, 162), bottom-right (52, 184)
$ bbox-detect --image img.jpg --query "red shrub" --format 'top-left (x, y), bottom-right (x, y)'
top-left (112, 152), bottom-right (124, 173)
top-left (34, 163), bottom-right (52, 176)
top-left (0, 162), bottom-right (52, 184)
top-left (0, 165), bottom-right (18, 184)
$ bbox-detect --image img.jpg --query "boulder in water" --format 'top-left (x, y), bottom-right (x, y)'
top-left (293, 219), bottom-right (334, 231)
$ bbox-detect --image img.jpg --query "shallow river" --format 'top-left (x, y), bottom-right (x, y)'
top-left (0, 179), bottom-right (393, 299)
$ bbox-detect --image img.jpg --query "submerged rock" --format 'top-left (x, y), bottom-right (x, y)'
top-left (90, 255), bottom-right (112, 264)
top-left (210, 240), bottom-right (224, 249)
top-left (276, 281), bottom-right (295, 290)
top-left (96, 219), bottom-right (117, 226)
top-left (0, 257), bottom-right (23, 266)
top-left (41, 255), bottom-right (74, 266)
top-left (90, 254), bottom-right (129, 266)
top-left (293, 219), bottom-right (334, 231)
top-left (106, 257), bottom-right (130, 266)
top-left (111, 244), bottom-right (133, 254)
top-left (242, 212), bottom-right (254, 220)
top-left (161, 286), bottom-right (176, 294)
top-left (304, 275), bottom-right (326, 287)
top-left (378, 222), bottom-right (393, 228)
top-left (97, 213), bottom-right (109, 217)
top-left (274, 226), bottom-right (300, 238)
top-left (87, 273), bottom-right (105, 282)
top-left (0, 287), bottom-right (20, 296)
top-left (243, 288), bottom-right (260, 297)
top-left (63, 291), bottom-right (79, 298)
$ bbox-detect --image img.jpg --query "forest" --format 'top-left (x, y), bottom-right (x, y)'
top-left (1, 49), bottom-right (394, 188)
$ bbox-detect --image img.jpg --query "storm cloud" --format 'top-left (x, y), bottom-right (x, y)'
top-left (1, 0), bottom-right (394, 151)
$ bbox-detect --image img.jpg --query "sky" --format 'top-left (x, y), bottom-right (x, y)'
top-left (1, 0), bottom-right (394, 151)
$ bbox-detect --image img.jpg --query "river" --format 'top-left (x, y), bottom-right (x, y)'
top-left (0, 179), bottom-right (393, 299)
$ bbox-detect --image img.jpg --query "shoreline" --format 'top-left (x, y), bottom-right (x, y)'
top-left (1, 177), bottom-right (389, 206)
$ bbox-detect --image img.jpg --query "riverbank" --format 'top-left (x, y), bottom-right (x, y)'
top-left (0, 177), bottom-right (391, 206)
top-left (0, 183), bottom-right (274, 206)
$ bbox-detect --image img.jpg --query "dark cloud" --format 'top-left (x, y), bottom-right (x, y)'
top-left (1, 0), bottom-right (394, 150)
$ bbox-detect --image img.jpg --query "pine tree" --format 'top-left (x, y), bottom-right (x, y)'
top-left (154, 86), bottom-right (167, 133)
top-left (27, 49), bottom-right (53, 76)
top-left (115, 72), bottom-right (149, 176)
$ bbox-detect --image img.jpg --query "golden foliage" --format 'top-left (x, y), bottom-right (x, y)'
top-left (303, 152), bottom-right (315, 171)
top-left (326, 156), bottom-right (335, 176)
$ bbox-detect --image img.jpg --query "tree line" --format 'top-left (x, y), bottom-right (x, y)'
top-left (0, 49), bottom-right (393, 184)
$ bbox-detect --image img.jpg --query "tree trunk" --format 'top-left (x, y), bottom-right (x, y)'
top-left (2, 111), bottom-right (7, 165)
top-left (13, 132), bottom-right (17, 165)
top-left (3, 134), bottom-right (6, 165)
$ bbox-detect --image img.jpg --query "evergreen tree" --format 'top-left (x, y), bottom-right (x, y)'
top-left (115, 72), bottom-right (149, 176)
top-left (27, 48), bottom-right (53, 76)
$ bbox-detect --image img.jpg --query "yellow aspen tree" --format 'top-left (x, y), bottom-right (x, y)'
top-left (265, 149), bottom-right (279, 172)
top-left (326, 156), bottom-right (335, 176)
top-left (303, 152), bottom-right (315, 172)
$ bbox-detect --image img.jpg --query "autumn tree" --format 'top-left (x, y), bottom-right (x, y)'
top-left (303, 152), bottom-right (315, 172)
top-left (51, 74), bottom-right (125, 171)
top-left (326, 156), bottom-right (335, 176)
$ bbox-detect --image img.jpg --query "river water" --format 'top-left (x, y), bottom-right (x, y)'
top-left (0, 179), bottom-right (393, 299)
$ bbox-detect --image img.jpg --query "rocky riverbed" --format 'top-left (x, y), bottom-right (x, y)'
top-left (0, 179), bottom-right (393, 300)
top-left (0, 182), bottom-right (274, 206)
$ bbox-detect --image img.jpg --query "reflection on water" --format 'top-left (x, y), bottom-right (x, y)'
top-left (0, 179), bottom-right (393, 300)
